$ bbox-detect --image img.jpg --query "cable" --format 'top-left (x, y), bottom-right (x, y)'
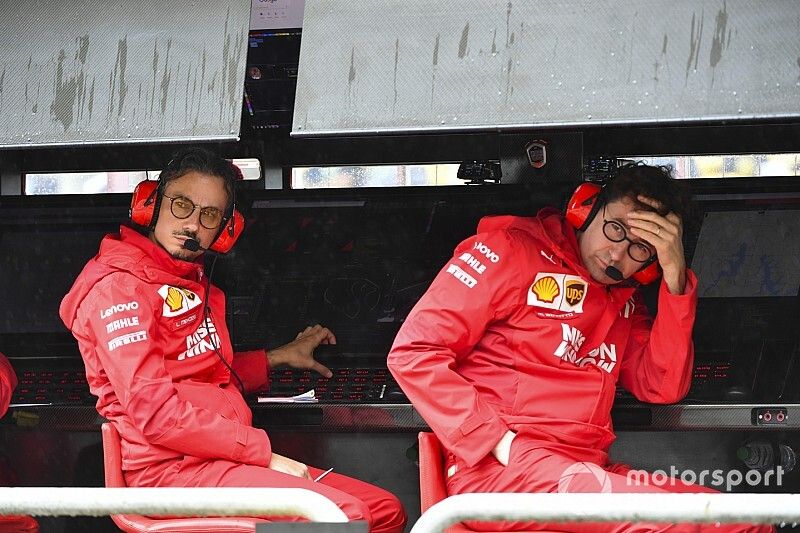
top-left (201, 254), bottom-right (246, 394)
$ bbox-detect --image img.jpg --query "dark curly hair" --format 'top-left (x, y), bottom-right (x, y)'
top-left (158, 147), bottom-right (241, 210)
top-left (604, 162), bottom-right (692, 222)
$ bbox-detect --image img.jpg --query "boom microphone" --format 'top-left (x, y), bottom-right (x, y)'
top-left (183, 238), bottom-right (212, 253)
top-left (183, 238), bottom-right (202, 252)
top-left (605, 265), bottom-right (624, 281)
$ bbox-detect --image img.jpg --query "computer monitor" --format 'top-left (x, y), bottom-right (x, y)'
top-left (0, 198), bottom-right (126, 356)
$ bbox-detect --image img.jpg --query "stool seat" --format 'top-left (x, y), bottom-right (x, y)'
top-left (417, 431), bottom-right (564, 533)
top-left (101, 423), bottom-right (262, 533)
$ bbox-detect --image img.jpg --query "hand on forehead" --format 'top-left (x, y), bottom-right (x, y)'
top-left (634, 194), bottom-right (669, 216)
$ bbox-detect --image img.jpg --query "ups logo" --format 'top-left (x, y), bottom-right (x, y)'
top-left (565, 280), bottom-right (587, 306)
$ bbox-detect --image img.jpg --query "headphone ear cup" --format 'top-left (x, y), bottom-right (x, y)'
top-left (566, 182), bottom-right (602, 231)
top-left (130, 180), bottom-right (159, 228)
top-left (632, 260), bottom-right (661, 285)
top-left (210, 209), bottom-right (244, 254)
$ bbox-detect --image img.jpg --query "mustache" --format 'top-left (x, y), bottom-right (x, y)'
top-left (173, 231), bottom-right (198, 240)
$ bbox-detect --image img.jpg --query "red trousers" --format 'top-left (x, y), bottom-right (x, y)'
top-left (128, 457), bottom-right (406, 533)
top-left (0, 454), bottom-right (38, 532)
top-left (0, 516), bottom-right (38, 532)
top-left (446, 438), bottom-right (774, 533)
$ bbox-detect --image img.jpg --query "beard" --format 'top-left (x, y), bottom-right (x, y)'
top-left (168, 247), bottom-right (198, 261)
top-left (150, 231), bottom-right (201, 262)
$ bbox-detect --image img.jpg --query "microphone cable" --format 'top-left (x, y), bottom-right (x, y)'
top-left (192, 244), bottom-right (246, 394)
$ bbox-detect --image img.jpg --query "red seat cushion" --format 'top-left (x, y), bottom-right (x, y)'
top-left (417, 432), bottom-right (562, 533)
top-left (101, 423), bottom-right (262, 533)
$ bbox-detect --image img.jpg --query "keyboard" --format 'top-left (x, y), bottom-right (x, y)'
top-left (10, 367), bottom-right (408, 406)
top-left (692, 362), bottom-right (731, 383)
top-left (614, 362), bottom-right (736, 402)
top-left (12, 369), bottom-right (94, 406)
top-left (11, 362), bottom-right (737, 406)
top-left (261, 367), bottom-right (408, 403)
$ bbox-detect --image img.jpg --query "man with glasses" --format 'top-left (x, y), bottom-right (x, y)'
top-left (60, 148), bottom-right (406, 532)
top-left (388, 163), bottom-right (771, 532)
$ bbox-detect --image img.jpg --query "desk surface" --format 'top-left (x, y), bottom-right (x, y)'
top-left (5, 402), bottom-right (800, 432)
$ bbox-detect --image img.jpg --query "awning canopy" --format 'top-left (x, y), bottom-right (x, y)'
top-left (293, 0), bottom-right (800, 136)
top-left (0, 0), bottom-right (250, 148)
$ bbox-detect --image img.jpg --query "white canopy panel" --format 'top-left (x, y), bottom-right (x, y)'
top-left (293, 0), bottom-right (800, 136)
top-left (0, 0), bottom-right (250, 148)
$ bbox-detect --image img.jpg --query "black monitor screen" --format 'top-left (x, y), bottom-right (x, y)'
top-left (220, 188), bottom-right (535, 355)
top-left (687, 204), bottom-right (800, 402)
top-left (691, 209), bottom-right (800, 298)
top-left (0, 228), bottom-right (106, 336)
top-left (0, 198), bottom-right (126, 356)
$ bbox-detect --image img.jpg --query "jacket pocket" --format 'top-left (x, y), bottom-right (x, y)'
top-left (513, 362), bottom-right (602, 423)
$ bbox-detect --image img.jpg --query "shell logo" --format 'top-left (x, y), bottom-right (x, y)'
top-left (165, 287), bottom-right (185, 312)
top-left (158, 285), bottom-right (202, 317)
top-left (531, 276), bottom-right (560, 303)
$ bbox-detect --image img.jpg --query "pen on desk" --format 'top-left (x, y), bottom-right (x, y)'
top-left (314, 467), bottom-right (334, 482)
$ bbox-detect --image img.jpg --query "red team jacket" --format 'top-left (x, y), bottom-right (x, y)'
top-left (1, 355), bottom-right (39, 532)
top-left (60, 226), bottom-right (273, 478)
top-left (0, 355), bottom-right (17, 416)
top-left (388, 209), bottom-right (698, 468)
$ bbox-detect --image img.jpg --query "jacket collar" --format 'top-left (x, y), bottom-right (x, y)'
top-left (477, 209), bottom-right (637, 303)
top-left (98, 226), bottom-right (205, 284)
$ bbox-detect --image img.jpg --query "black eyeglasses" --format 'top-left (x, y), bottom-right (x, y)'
top-left (162, 194), bottom-right (225, 229)
top-left (602, 206), bottom-right (654, 263)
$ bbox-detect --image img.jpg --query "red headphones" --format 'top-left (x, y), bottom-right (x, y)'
top-left (129, 178), bottom-right (244, 254)
top-left (565, 182), bottom-right (661, 285)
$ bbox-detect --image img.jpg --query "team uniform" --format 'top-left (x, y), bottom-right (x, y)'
top-left (0, 354), bottom-right (39, 532)
top-left (0, 356), bottom-right (17, 418)
top-left (388, 209), bottom-right (771, 533)
top-left (60, 226), bottom-right (405, 532)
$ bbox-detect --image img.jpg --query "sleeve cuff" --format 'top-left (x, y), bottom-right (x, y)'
top-left (231, 349), bottom-right (270, 393)
top-left (659, 269), bottom-right (698, 301)
top-left (446, 415), bottom-right (508, 468)
top-left (234, 424), bottom-right (272, 467)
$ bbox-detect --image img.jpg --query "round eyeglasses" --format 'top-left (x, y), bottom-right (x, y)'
top-left (602, 219), bottom-right (654, 263)
top-left (162, 194), bottom-right (225, 229)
